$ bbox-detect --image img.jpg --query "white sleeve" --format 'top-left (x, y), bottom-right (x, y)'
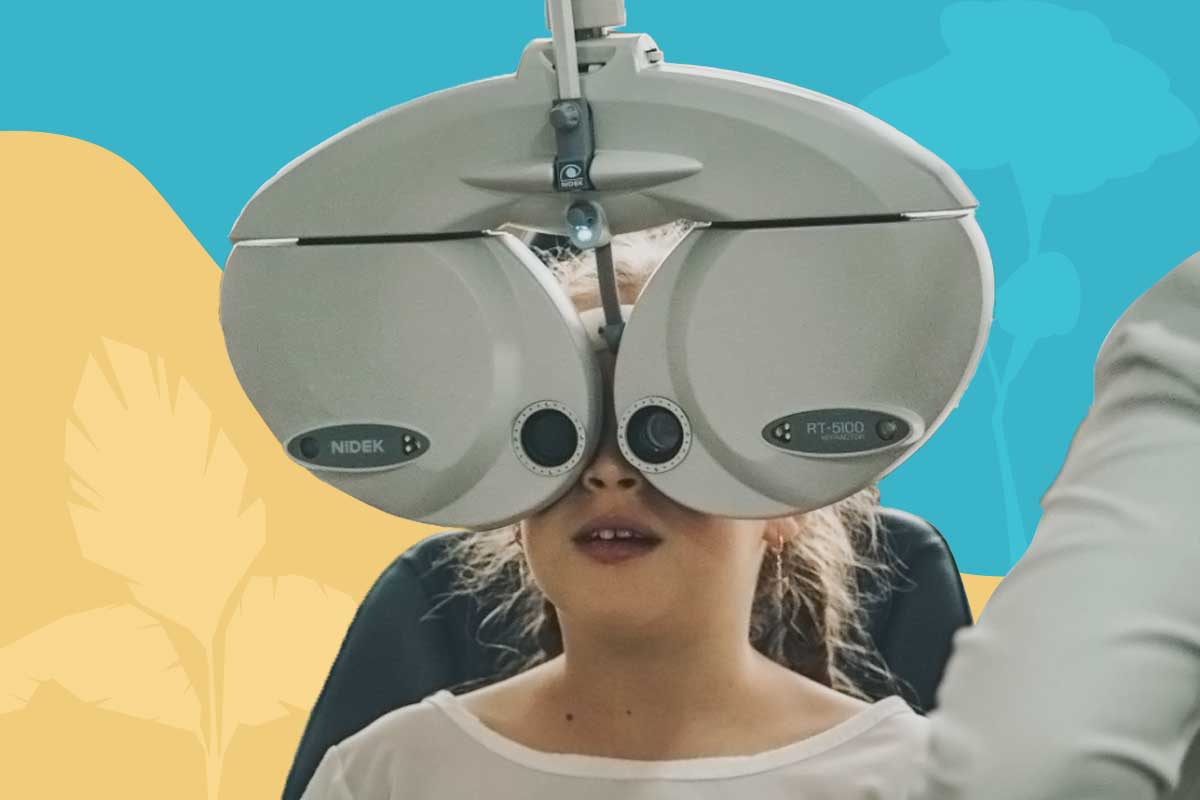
top-left (909, 251), bottom-right (1200, 799)
top-left (299, 745), bottom-right (355, 800)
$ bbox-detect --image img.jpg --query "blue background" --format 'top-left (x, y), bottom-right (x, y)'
top-left (5, 1), bottom-right (1197, 574)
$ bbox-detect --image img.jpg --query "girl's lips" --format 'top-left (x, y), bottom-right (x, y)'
top-left (574, 513), bottom-right (662, 543)
top-left (574, 537), bottom-right (662, 564)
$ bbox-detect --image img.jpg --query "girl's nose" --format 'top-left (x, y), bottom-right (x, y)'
top-left (582, 445), bottom-right (643, 493)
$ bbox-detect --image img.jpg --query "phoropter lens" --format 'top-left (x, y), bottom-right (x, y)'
top-left (520, 409), bottom-right (578, 468)
top-left (626, 405), bottom-right (683, 464)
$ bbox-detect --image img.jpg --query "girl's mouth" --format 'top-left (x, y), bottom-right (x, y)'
top-left (574, 530), bottom-right (662, 564)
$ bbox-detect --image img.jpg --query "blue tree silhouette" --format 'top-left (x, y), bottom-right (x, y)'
top-left (862, 1), bottom-right (1197, 563)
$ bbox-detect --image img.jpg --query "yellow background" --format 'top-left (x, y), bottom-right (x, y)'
top-left (0, 132), bottom-right (1002, 799)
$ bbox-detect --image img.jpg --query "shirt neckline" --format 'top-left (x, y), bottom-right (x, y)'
top-left (423, 688), bottom-right (912, 781)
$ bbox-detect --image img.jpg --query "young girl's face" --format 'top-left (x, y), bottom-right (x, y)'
top-left (518, 345), bottom-right (799, 643)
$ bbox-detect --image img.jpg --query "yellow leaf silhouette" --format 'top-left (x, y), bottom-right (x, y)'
top-left (0, 604), bottom-right (201, 732)
top-left (221, 576), bottom-right (356, 746)
top-left (65, 337), bottom-right (266, 645)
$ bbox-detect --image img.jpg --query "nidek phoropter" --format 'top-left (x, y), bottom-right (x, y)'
top-left (219, 0), bottom-right (994, 531)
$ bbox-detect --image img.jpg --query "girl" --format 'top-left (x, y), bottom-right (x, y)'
top-left (300, 220), bottom-right (928, 799)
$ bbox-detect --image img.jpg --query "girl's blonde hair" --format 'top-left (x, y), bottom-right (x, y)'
top-left (433, 220), bottom-right (903, 701)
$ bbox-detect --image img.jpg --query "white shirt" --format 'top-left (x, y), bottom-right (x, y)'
top-left (300, 689), bottom-right (930, 799)
top-left (910, 251), bottom-right (1200, 799)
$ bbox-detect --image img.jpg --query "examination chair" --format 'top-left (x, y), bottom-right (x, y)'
top-left (282, 507), bottom-right (973, 800)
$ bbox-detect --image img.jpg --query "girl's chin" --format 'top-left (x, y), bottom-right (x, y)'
top-left (560, 603), bottom-right (672, 638)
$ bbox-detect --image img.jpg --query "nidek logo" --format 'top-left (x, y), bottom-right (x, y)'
top-left (558, 162), bottom-right (586, 189)
top-left (330, 439), bottom-right (386, 454)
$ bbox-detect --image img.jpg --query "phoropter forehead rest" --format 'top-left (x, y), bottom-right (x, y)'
top-left (228, 34), bottom-right (976, 243)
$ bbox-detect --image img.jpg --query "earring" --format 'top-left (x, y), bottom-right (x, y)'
top-left (774, 544), bottom-right (784, 602)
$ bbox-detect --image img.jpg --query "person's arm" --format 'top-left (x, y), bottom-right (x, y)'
top-left (298, 745), bottom-right (355, 800)
top-left (912, 251), bottom-right (1200, 799)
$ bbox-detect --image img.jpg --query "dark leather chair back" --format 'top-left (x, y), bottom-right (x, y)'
top-left (283, 508), bottom-right (971, 799)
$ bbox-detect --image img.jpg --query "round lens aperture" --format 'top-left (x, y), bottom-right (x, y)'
top-left (520, 408), bottom-right (579, 468)
top-left (627, 405), bottom-right (683, 464)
